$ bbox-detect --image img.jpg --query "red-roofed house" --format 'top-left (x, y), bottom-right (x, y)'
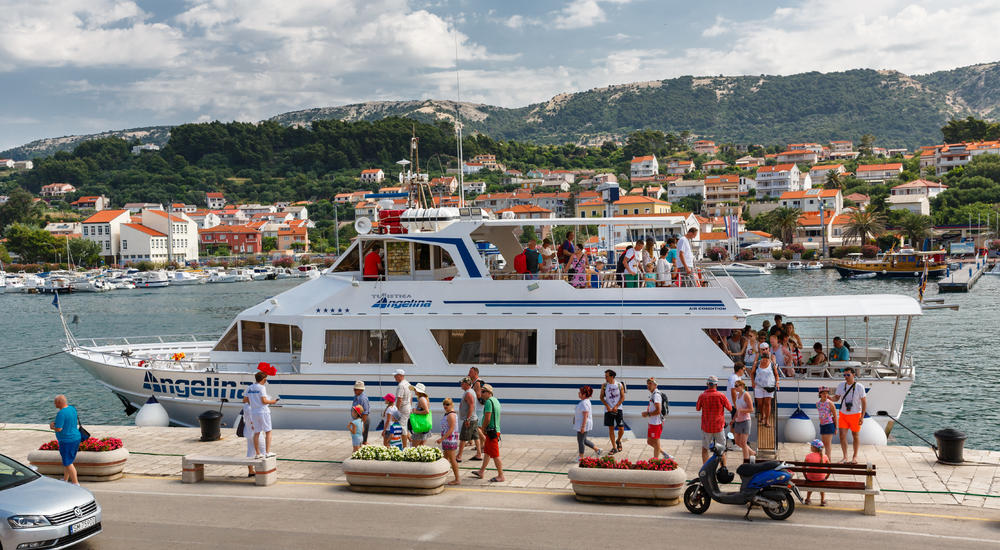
top-left (778, 188), bottom-right (843, 214)
top-left (794, 212), bottom-right (853, 249)
top-left (693, 140), bottom-right (717, 155)
top-left (702, 159), bottom-right (728, 171)
top-left (630, 155), bottom-right (659, 180)
top-left (430, 176), bottom-right (458, 195)
top-left (360, 168), bottom-right (385, 184)
top-left (776, 149), bottom-right (819, 164)
top-left (206, 192), bottom-right (226, 209)
top-left (886, 179), bottom-right (947, 215)
top-left (142, 209), bottom-right (200, 262)
top-left (71, 195), bottom-right (109, 211)
top-left (575, 195), bottom-right (671, 218)
top-left (199, 225), bottom-right (262, 255)
top-left (278, 226), bottom-right (309, 252)
top-left (665, 159), bottom-right (694, 175)
top-left (82, 210), bottom-right (131, 261)
top-left (809, 164), bottom-right (846, 185)
top-left (845, 193), bottom-right (870, 209)
top-left (755, 164), bottom-right (803, 198)
top-left (734, 156), bottom-right (765, 168)
top-left (704, 175), bottom-right (741, 216)
top-left (40, 183), bottom-right (76, 198)
top-left (856, 163), bottom-right (903, 183)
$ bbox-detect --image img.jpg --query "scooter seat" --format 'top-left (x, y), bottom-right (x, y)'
top-left (736, 461), bottom-right (781, 478)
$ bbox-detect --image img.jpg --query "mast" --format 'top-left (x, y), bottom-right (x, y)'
top-left (455, 35), bottom-right (465, 208)
top-left (167, 203), bottom-right (174, 264)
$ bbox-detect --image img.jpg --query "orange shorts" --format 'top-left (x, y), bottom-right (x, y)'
top-left (838, 412), bottom-right (861, 432)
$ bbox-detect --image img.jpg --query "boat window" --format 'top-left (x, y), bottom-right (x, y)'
top-left (415, 243), bottom-right (432, 270)
top-left (241, 321), bottom-right (266, 352)
top-left (291, 326), bottom-right (303, 353)
top-left (268, 323), bottom-right (296, 353)
top-left (323, 330), bottom-right (412, 364)
top-left (432, 329), bottom-right (537, 365)
top-left (434, 247), bottom-right (454, 269)
top-left (213, 323), bottom-right (240, 352)
top-left (386, 241), bottom-right (411, 276)
top-left (555, 330), bottom-right (662, 367)
top-left (333, 244), bottom-right (361, 272)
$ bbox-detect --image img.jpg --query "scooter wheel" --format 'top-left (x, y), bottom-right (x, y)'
top-left (683, 484), bottom-right (710, 514)
top-left (762, 489), bottom-right (795, 520)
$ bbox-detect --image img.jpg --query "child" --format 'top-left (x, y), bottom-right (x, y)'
top-left (816, 387), bottom-right (837, 461)
top-left (588, 259), bottom-right (605, 288)
top-left (804, 439), bottom-right (830, 506)
top-left (643, 262), bottom-right (657, 287)
top-left (349, 405), bottom-right (364, 452)
top-left (388, 418), bottom-right (404, 450)
top-left (381, 393), bottom-right (399, 447)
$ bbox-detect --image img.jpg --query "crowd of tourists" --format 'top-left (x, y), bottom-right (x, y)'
top-left (511, 227), bottom-right (702, 287)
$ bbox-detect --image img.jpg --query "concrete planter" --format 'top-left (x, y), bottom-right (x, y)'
top-left (342, 458), bottom-right (451, 495)
top-left (27, 447), bottom-right (129, 482)
top-left (568, 465), bottom-right (687, 506)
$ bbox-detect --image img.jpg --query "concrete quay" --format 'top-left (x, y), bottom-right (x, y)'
top-left (3, 423), bottom-right (1000, 510)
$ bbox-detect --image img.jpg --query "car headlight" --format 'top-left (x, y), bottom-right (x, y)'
top-left (7, 515), bottom-right (51, 528)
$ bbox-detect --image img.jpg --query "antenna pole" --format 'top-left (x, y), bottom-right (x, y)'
top-left (455, 34), bottom-right (465, 208)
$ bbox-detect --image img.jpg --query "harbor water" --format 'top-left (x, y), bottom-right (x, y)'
top-left (0, 272), bottom-right (996, 450)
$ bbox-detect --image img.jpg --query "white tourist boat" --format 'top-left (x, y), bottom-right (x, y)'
top-left (170, 271), bottom-right (208, 285)
top-left (786, 261), bottom-right (805, 270)
top-left (805, 261), bottom-right (824, 270)
top-left (705, 262), bottom-right (772, 276)
top-left (64, 212), bottom-right (921, 438)
top-left (135, 270), bottom-right (170, 288)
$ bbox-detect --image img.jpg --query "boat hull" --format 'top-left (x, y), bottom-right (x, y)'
top-left (835, 265), bottom-right (946, 279)
top-left (67, 344), bottom-right (910, 439)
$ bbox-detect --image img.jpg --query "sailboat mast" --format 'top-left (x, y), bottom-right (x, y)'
top-left (455, 36), bottom-right (465, 208)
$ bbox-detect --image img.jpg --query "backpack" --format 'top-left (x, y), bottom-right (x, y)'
top-left (557, 242), bottom-right (567, 263)
top-left (513, 252), bottom-right (527, 274)
top-left (659, 392), bottom-right (670, 417)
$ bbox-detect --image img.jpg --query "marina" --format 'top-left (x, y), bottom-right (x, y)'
top-left (938, 257), bottom-right (992, 292)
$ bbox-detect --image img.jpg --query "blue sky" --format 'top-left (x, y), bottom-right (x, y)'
top-left (1, 0), bottom-right (1000, 151)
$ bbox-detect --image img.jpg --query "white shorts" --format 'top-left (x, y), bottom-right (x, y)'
top-left (245, 431), bottom-right (259, 457)
top-left (250, 411), bottom-right (272, 433)
top-left (754, 386), bottom-right (774, 399)
top-left (397, 412), bottom-right (410, 435)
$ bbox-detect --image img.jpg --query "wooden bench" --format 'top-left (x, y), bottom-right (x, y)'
top-left (786, 461), bottom-right (878, 515)
top-left (181, 455), bottom-right (277, 486)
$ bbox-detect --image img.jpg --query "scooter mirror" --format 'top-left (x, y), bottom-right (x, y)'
top-left (726, 432), bottom-right (735, 441)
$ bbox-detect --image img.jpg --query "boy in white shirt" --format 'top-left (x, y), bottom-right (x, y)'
top-left (244, 370), bottom-right (280, 458)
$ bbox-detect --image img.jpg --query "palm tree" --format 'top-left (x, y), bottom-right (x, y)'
top-left (765, 207), bottom-right (802, 246)
top-left (898, 212), bottom-right (933, 249)
top-left (824, 171), bottom-right (843, 190)
top-left (842, 208), bottom-right (886, 245)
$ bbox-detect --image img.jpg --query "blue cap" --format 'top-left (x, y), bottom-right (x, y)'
top-left (810, 438), bottom-right (824, 449)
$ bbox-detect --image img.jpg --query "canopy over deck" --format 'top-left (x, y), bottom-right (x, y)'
top-left (736, 295), bottom-right (922, 318)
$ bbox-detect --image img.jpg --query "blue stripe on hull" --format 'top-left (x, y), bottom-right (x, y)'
top-left (443, 299), bottom-right (726, 308)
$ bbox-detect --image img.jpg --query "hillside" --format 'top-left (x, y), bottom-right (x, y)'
top-left (8, 62), bottom-right (1000, 158)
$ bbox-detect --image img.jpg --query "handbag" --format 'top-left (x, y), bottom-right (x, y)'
top-left (77, 416), bottom-right (91, 441)
top-left (236, 412), bottom-right (246, 438)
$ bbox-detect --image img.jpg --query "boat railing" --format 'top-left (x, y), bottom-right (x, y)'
top-left (68, 344), bottom-right (309, 374)
top-left (488, 268), bottom-right (722, 288)
top-left (776, 361), bottom-right (914, 381)
top-left (75, 334), bottom-right (220, 347)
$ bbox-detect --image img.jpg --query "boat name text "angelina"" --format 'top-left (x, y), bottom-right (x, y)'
top-left (143, 371), bottom-right (244, 399)
top-left (371, 293), bottom-right (433, 309)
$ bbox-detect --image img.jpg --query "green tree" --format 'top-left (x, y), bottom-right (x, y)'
top-left (262, 236), bottom-right (278, 252)
top-left (941, 116), bottom-right (1000, 143)
top-left (67, 238), bottom-right (102, 266)
top-left (4, 223), bottom-right (58, 263)
top-left (842, 208), bottom-right (886, 245)
top-left (764, 207), bottom-right (802, 245)
top-left (824, 171), bottom-right (843, 190)
top-left (675, 194), bottom-right (703, 213)
top-left (0, 188), bottom-right (44, 230)
top-left (896, 212), bottom-right (933, 249)
top-left (858, 134), bottom-right (875, 157)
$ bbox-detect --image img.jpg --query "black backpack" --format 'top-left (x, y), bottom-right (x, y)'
top-left (659, 391), bottom-right (669, 418)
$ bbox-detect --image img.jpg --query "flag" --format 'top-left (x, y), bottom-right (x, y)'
top-left (918, 263), bottom-right (928, 302)
top-left (51, 292), bottom-right (59, 309)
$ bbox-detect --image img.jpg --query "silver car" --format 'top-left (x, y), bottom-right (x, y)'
top-left (0, 453), bottom-right (102, 550)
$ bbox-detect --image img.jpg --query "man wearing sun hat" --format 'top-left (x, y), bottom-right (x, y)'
top-left (393, 369), bottom-right (413, 448)
top-left (352, 380), bottom-right (370, 444)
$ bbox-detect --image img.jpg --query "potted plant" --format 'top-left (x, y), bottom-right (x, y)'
top-left (568, 455), bottom-right (686, 506)
top-left (27, 437), bottom-right (129, 482)
top-left (342, 446), bottom-right (451, 495)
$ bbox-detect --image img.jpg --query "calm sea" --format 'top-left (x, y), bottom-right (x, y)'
top-left (0, 272), bottom-right (995, 450)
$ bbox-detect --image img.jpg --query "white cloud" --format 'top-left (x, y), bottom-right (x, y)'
top-left (701, 16), bottom-right (729, 38)
top-left (504, 14), bottom-right (525, 29)
top-left (548, 0), bottom-right (631, 30)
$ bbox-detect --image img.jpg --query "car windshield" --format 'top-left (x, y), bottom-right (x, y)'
top-left (0, 454), bottom-right (40, 490)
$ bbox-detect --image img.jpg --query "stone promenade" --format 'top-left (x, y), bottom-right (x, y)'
top-left (3, 422), bottom-right (1000, 509)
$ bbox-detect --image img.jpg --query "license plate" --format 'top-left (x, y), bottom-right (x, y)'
top-left (69, 516), bottom-right (97, 534)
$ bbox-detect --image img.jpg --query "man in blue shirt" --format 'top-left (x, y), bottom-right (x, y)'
top-left (352, 380), bottom-right (370, 444)
top-left (830, 337), bottom-right (850, 361)
top-left (524, 239), bottom-right (541, 279)
top-left (49, 395), bottom-right (81, 485)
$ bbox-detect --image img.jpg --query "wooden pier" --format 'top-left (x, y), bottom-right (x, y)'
top-left (937, 260), bottom-right (990, 292)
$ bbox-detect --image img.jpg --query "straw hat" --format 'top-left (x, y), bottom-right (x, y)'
top-left (411, 382), bottom-right (428, 396)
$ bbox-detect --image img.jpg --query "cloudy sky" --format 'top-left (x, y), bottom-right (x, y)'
top-left (1, 0), bottom-right (1000, 151)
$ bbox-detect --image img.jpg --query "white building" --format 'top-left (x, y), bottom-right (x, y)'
top-left (13, 160), bottom-right (33, 170)
top-left (666, 179), bottom-right (706, 203)
top-left (282, 205), bottom-right (309, 221)
top-left (886, 194), bottom-right (930, 216)
top-left (890, 179), bottom-right (947, 199)
top-left (140, 209), bottom-right (200, 263)
top-left (779, 188), bottom-right (843, 215)
top-left (0, 159), bottom-right (13, 168)
top-left (360, 168), bottom-right (385, 184)
top-left (131, 144), bottom-right (160, 155)
top-left (206, 192), bottom-right (226, 209)
top-left (462, 181), bottom-right (487, 195)
top-left (630, 155), bottom-right (659, 180)
top-left (665, 160), bottom-right (695, 175)
top-left (462, 162), bottom-right (484, 175)
top-left (81, 209), bottom-right (131, 261)
top-left (754, 164), bottom-right (803, 198)
top-left (856, 163), bottom-right (903, 183)
top-left (809, 164), bottom-right (846, 185)
top-left (120, 223), bottom-right (170, 263)
top-left (123, 202), bottom-right (163, 213)
top-left (187, 210), bottom-right (222, 229)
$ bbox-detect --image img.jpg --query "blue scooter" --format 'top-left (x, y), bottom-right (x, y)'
top-left (683, 435), bottom-right (803, 520)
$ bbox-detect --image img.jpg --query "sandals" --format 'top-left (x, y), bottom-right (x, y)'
top-left (470, 471), bottom-right (484, 479)
top-left (616, 441), bottom-right (623, 452)
top-left (489, 477), bottom-right (505, 483)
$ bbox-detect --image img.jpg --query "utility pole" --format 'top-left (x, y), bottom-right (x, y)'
top-left (334, 205), bottom-right (340, 253)
top-left (819, 203), bottom-right (827, 258)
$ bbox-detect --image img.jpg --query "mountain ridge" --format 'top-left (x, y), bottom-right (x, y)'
top-left (6, 62), bottom-right (1000, 159)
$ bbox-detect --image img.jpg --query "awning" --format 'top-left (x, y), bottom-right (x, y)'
top-left (747, 241), bottom-right (784, 249)
top-left (736, 294), bottom-right (922, 318)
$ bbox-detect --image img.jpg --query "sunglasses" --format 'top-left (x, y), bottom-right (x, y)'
top-left (843, 373), bottom-right (853, 377)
